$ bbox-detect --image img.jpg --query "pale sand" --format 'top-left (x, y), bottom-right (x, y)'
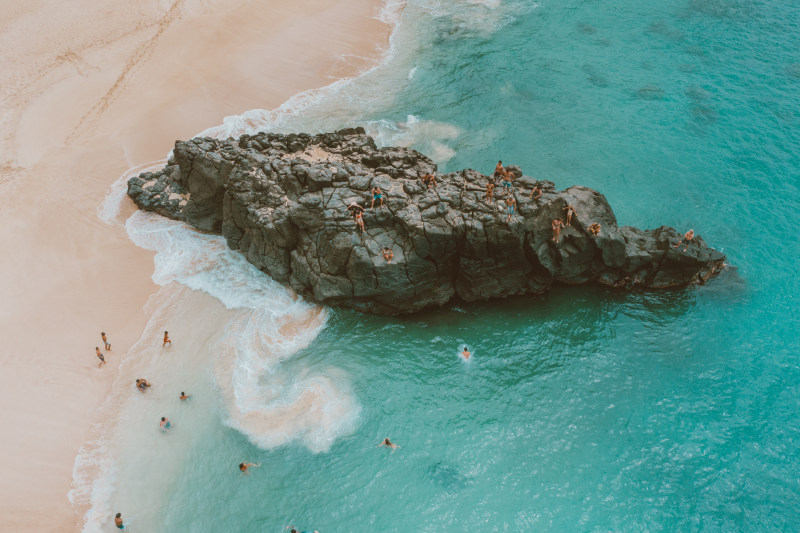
top-left (0, 0), bottom-right (391, 530)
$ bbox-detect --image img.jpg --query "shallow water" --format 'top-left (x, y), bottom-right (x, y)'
top-left (84, 0), bottom-right (800, 530)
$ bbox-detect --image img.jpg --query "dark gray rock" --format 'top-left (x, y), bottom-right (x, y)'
top-left (127, 128), bottom-right (727, 315)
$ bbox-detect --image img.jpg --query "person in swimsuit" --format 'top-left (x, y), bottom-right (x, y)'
top-left (493, 160), bottom-right (505, 180)
top-left (136, 379), bottom-right (151, 392)
top-left (355, 212), bottom-right (365, 233)
top-left (347, 201), bottom-right (364, 218)
top-left (96, 347), bottom-right (106, 367)
top-left (179, 392), bottom-right (191, 400)
top-left (115, 512), bottom-right (124, 529)
top-left (529, 184), bottom-right (542, 201)
top-left (485, 181), bottom-right (495, 204)
top-left (420, 173), bottom-right (437, 188)
top-left (552, 219), bottom-right (564, 243)
top-left (382, 247), bottom-right (394, 262)
top-left (371, 186), bottom-right (384, 208)
top-left (461, 346), bottom-right (471, 360)
top-left (239, 461), bottom-right (261, 473)
top-left (377, 437), bottom-right (400, 452)
top-left (502, 169), bottom-right (514, 195)
top-left (674, 229), bottom-right (695, 252)
top-left (588, 222), bottom-right (601, 236)
top-left (101, 332), bottom-right (111, 351)
top-left (160, 417), bottom-right (171, 432)
top-left (163, 331), bottom-right (172, 347)
top-left (562, 205), bottom-right (576, 226)
top-left (506, 196), bottom-right (516, 222)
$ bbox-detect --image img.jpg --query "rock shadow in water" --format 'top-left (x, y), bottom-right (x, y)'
top-left (634, 85), bottom-right (666, 100)
top-left (425, 461), bottom-right (472, 493)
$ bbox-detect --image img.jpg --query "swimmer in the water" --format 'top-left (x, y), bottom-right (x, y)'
top-left (114, 512), bottom-right (124, 529)
top-left (179, 392), bottom-right (191, 400)
top-left (461, 346), bottom-right (471, 360)
top-left (239, 461), bottom-right (261, 473)
top-left (287, 527), bottom-right (319, 533)
top-left (376, 437), bottom-right (400, 452)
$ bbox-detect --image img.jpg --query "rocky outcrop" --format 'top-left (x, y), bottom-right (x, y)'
top-left (127, 127), bottom-right (726, 314)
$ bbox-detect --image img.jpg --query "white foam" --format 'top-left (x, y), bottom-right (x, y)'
top-left (366, 114), bottom-right (461, 163)
top-left (98, 160), bottom-right (167, 226)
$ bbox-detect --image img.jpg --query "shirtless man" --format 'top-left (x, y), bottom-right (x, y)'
top-left (382, 247), bottom-right (394, 262)
top-left (493, 160), bottom-right (505, 180)
top-left (420, 173), bottom-right (437, 188)
top-left (179, 392), bottom-right (191, 400)
top-left (529, 184), bottom-right (542, 201)
top-left (588, 222), bottom-right (601, 236)
top-left (377, 437), bottom-right (400, 452)
top-left (562, 205), bottom-right (576, 226)
top-left (486, 181), bottom-right (495, 204)
top-left (96, 347), bottom-right (106, 367)
top-left (101, 332), bottom-right (111, 351)
top-left (506, 196), bottom-right (516, 222)
top-left (239, 461), bottom-right (261, 473)
top-left (502, 169), bottom-right (514, 195)
top-left (461, 346), bottom-right (471, 360)
top-left (371, 186), bottom-right (384, 209)
top-left (160, 417), bottom-right (171, 432)
top-left (163, 331), bottom-right (172, 347)
top-left (552, 219), bottom-right (564, 243)
top-left (674, 229), bottom-right (695, 252)
top-left (114, 513), bottom-right (124, 530)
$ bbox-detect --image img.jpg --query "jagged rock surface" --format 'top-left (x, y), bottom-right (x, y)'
top-left (127, 128), bottom-right (726, 314)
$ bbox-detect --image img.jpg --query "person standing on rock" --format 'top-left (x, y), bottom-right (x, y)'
top-left (96, 347), bottom-right (106, 368)
top-left (486, 181), bottom-right (495, 204)
top-left (529, 184), bottom-right (542, 201)
top-left (674, 229), bottom-right (695, 252)
top-left (562, 205), bottom-right (576, 226)
top-left (371, 186), bottom-right (384, 209)
top-left (552, 219), bottom-right (564, 243)
top-left (506, 196), bottom-right (516, 222)
top-left (588, 222), bottom-right (601, 236)
top-left (502, 169), bottom-right (514, 195)
top-left (101, 332), bottom-right (111, 351)
top-left (355, 211), bottom-right (365, 233)
top-left (493, 161), bottom-right (505, 180)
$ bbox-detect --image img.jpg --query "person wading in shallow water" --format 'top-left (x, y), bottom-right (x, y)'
top-left (115, 512), bottom-right (124, 529)
top-left (377, 437), bottom-right (400, 452)
top-left (179, 391), bottom-right (191, 400)
top-left (552, 218), bottom-right (564, 243)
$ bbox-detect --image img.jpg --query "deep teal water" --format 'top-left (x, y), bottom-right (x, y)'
top-left (157, 0), bottom-right (800, 530)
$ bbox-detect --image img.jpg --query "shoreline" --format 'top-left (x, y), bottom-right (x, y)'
top-left (0, 0), bottom-right (393, 530)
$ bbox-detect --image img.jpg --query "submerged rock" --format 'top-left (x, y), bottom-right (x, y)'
top-left (127, 128), bottom-right (726, 315)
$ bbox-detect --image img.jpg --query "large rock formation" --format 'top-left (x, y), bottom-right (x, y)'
top-left (127, 127), bottom-right (726, 314)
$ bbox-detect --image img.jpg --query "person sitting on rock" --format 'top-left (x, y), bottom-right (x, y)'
top-left (493, 160), bottom-right (505, 180)
top-left (347, 201), bottom-right (364, 218)
top-left (562, 205), bottom-right (576, 226)
top-left (486, 181), bottom-right (495, 204)
top-left (382, 247), bottom-right (394, 262)
top-left (502, 169), bottom-right (514, 195)
top-left (355, 211), bottom-right (365, 233)
top-left (674, 229), bottom-right (695, 252)
top-left (371, 186), bottom-right (384, 209)
top-left (529, 184), bottom-right (542, 201)
top-left (552, 218), bottom-right (564, 243)
top-left (420, 173), bottom-right (436, 188)
top-left (506, 196), bottom-right (516, 222)
top-left (588, 222), bottom-right (601, 236)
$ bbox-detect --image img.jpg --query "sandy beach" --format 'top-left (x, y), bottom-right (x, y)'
top-left (0, 0), bottom-right (390, 530)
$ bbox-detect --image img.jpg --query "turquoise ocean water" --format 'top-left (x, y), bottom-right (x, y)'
top-left (89, 0), bottom-right (800, 531)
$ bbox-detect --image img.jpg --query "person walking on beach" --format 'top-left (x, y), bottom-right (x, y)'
top-left (529, 184), bottom-right (542, 201)
top-left (377, 437), bottom-right (400, 452)
top-left (239, 461), bottom-right (261, 473)
top-left (486, 181), bottom-right (495, 204)
top-left (371, 186), bottom-right (384, 209)
top-left (160, 417), bottom-right (171, 432)
top-left (101, 332), bottom-right (111, 351)
top-left (506, 196), bottom-right (516, 222)
top-left (674, 229), bottom-right (695, 252)
top-left (179, 391), bottom-right (191, 400)
top-left (115, 512), bottom-right (124, 529)
top-left (552, 218), bottom-right (564, 243)
top-left (563, 205), bottom-right (576, 226)
top-left (163, 331), bottom-right (172, 347)
top-left (96, 347), bottom-right (106, 367)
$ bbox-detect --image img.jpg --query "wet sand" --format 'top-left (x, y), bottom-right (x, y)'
top-left (0, 0), bottom-right (390, 530)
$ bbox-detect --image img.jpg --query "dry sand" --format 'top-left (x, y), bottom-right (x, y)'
top-left (0, 0), bottom-right (391, 530)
